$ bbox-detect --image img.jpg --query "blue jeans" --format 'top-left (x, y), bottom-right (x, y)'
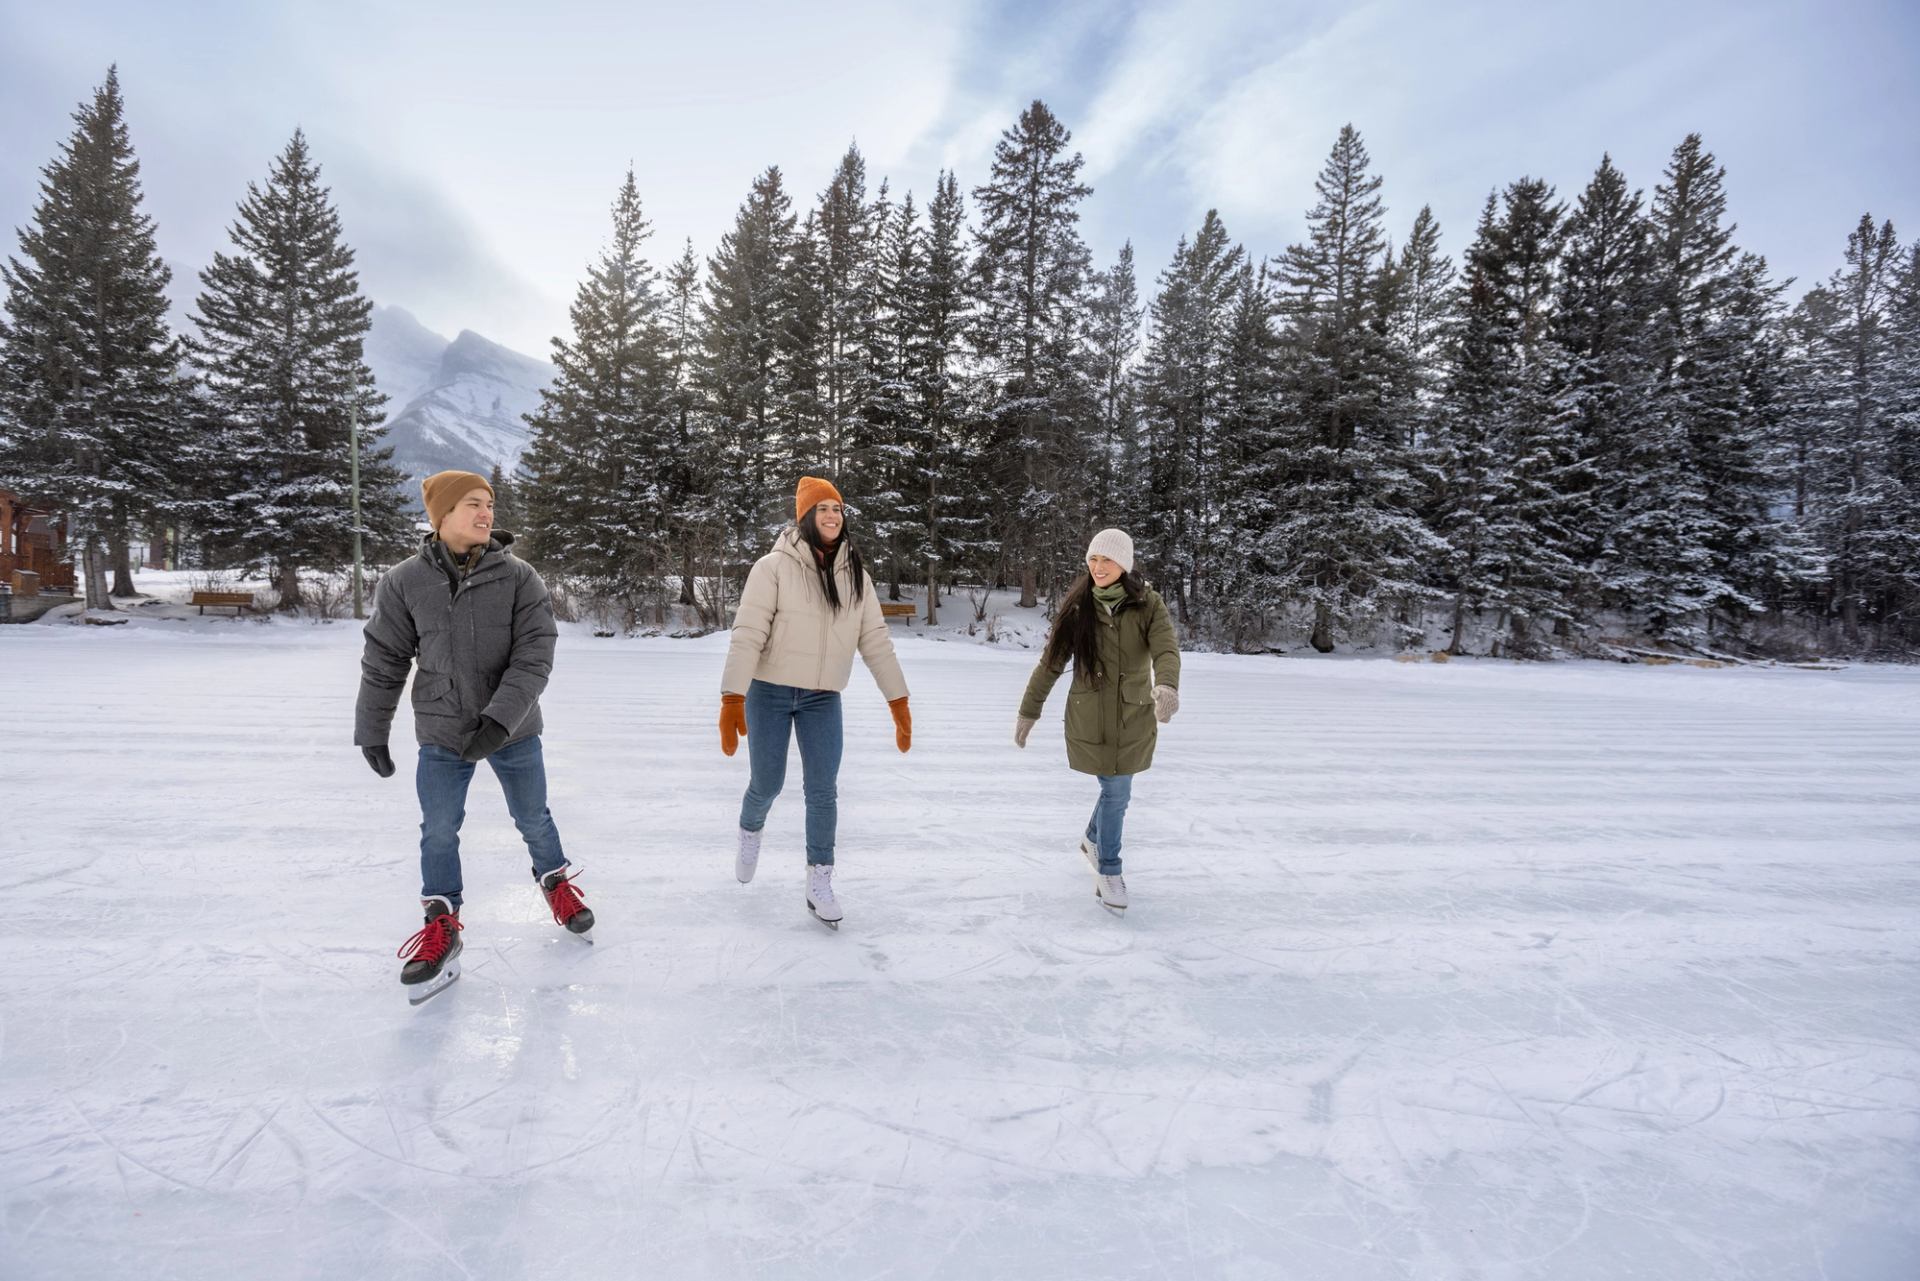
top-left (739, 680), bottom-right (844, 866)
top-left (1085, 774), bottom-right (1133, 875)
top-left (417, 735), bottom-right (567, 906)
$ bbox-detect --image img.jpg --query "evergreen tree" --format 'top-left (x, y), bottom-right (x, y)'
top-left (185, 129), bottom-right (405, 608)
top-left (1136, 211), bottom-right (1243, 616)
top-left (698, 166), bottom-right (798, 563)
top-left (488, 461), bottom-right (520, 533)
top-left (1550, 154), bottom-right (1659, 611)
top-left (1265, 125), bottom-right (1435, 651)
top-left (1636, 133), bottom-right (1783, 635)
top-left (662, 239), bottom-right (709, 606)
top-left (969, 100), bottom-right (1094, 606)
top-left (1790, 215), bottom-right (1911, 642)
top-left (0, 68), bottom-right (181, 610)
top-left (865, 191), bottom-right (928, 596)
top-left (520, 170), bottom-right (674, 621)
top-left (916, 170), bottom-right (980, 621)
top-left (1085, 242), bottom-right (1145, 529)
top-left (1429, 181), bottom-right (1585, 654)
top-left (1209, 261), bottom-right (1283, 642)
top-left (813, 145), bottom-right (883, 483)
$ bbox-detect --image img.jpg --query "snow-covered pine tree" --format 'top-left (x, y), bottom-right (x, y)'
top-left (1637, 133), bottom-right (1775, 636)
top-left (916, 170), bottom-right (979, 622)
top-left (1265, 125), bottom-right (1435, 651)
top-left (1208, 260), bottom-right (1283, 644)
top-left (811, 145), bottom-right (883, 485)
top-left (1085, 242), bottom-right (1145, 531)
top-left (968, 100), bottom-right (1094, 607)
top-left (1136, 211), bottom-right (1243, 617)
top-left (1490, 178), bottom-right (1585, 648)
top-left (864, 191), bottom-right (929, 597)
top-left (1550, 154), bottom-right (1659, 615)
top-left (1789, 215), bottom-right (1910, 643)
top-left (488, 461), bottom-right (520, 534)
top-left (777, 211), bottom-right (827, 482)
top-left (185, 129), bottom-right (406, 608)
top-left (0, 68), bottom-right (182, 610)
top-left (663, 239), bottom-right (710, 607)
top-left (1389, 206), bottom-right (1456, 451)
top-left (698, 166), bottom-right (799, 564)
top-left (520, 170), bottom-right (673, 620)
top-left (1886, 241), bottom-right (1920, 643)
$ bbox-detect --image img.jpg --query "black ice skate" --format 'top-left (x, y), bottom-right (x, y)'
top-left (398, 897), bottom-right (463, 1005)
top-left (535, 864), bottom-right (595, 940)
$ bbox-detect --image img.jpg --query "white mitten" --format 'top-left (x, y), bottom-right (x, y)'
top-left (1152, 685), bottom-right (1179, 724)
top-left (1014, 715), bottom-right (1037, 748)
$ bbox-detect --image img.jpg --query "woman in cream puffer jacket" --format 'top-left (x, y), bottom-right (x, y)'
top-left (718, 477), bottom-right (910, 928)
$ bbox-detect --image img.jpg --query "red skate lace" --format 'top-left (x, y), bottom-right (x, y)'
top-left (542, 867), bottom-right (588, 925)
top-left (397, 912), bottom-right (463, 963)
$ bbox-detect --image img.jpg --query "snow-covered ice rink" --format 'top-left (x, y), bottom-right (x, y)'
top-left (3, 620), bottom-right (1918, 1280)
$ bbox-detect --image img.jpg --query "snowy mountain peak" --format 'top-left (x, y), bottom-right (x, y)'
top-left (365, 305), bottom-right (555, 485)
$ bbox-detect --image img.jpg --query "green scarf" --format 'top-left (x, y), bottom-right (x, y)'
top-left (1091, 582), bottom-right (1127, 613)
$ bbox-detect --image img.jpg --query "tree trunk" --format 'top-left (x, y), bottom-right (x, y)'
top-left (1448, 595), bottom-right (1468, 655)
top-left (83, 537), bottom-right (112, 611)
top-left (1310, 602), bottom-right (1335, 653)
top-left (1018, 559), bottom-right (1037, 610)
top-left (277, 561), bottom-right (303, 611)
top-left (925, 561), bottom-right (938, 625)
top-left (109, 507), bottom-right (137, 596)
top-left (679, 545), bottom-right (697, 606)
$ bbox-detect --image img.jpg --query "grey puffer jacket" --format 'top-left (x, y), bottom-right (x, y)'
top-left (354, 531), bottom-right (558, 752)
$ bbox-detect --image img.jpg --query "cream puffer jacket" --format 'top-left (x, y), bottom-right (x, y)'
top-left (720, 528), bottom-right (909, 700)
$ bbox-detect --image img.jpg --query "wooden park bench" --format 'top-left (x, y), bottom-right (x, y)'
top-left (191, 590), bottom-right (255, 616)
top-left (880, 602), bottom-right (917, 623)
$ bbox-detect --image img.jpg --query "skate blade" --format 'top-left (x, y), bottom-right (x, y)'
top-left (807, 902), bottom-right (842, 930)
top-left (405, 964), bottom-right (460, 1006)
top-left (1094, 890), bottom-right (1127, 914)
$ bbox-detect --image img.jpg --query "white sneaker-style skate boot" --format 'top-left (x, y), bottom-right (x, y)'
top-left (1095, 872), bottom-right (1129, 913)
top-left (735, 826), bottom-right (763, 884)
top-left (1079, 836), bottom-right (1099, 870)
top-left (806, 864), bottom-right (844, 929)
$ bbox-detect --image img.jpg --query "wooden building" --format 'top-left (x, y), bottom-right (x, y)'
top-left (0, 489), bottom-right (75, 593)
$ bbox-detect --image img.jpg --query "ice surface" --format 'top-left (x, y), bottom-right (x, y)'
top-left (2, 619), bottom-right (1917, 1279)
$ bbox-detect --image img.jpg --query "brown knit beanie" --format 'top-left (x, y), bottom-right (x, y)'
top-left (795, 476), bottom-right (843, 522)
top-left (421, 470), bottom-right (494, 532)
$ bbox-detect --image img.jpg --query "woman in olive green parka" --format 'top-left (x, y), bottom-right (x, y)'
top-left (1016, 529), bottom-right (1181, 913)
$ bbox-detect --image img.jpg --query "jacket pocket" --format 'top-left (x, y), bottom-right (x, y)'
top-left (411, 671), bottom-right (454, 709)
top-left (1064, 686), bottom-right (1102, 743)
top-left (1121, 673), bottom-right (1153, 706)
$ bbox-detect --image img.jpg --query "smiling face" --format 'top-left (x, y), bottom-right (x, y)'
top-left (438, 488), bottom-right (495, 554)
top-left (1087, 554), bottom-right (1122, 588)
top-left (812, 499), bottom-right (844, 543)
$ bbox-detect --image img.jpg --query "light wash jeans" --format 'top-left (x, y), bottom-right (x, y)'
top-left (1085, 773), bottom-right (1133, 875)
top-left (740, 679), bottom-right (845, 866)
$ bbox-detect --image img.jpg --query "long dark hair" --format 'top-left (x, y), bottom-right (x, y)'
top-left (1043, 570), bottom-right (1144, 685)
top-left (796, 509), bottom-right (867, 611)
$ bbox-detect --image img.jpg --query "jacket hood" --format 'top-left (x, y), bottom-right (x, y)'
top-left (773, 525), bottom-right (848, 578)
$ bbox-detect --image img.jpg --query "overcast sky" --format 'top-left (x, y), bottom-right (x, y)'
top-left (3, 0), bottom-right (1916, 356)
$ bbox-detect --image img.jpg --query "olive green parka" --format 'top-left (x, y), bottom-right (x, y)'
top-left (1019, 585), bottom-right (1181, 776)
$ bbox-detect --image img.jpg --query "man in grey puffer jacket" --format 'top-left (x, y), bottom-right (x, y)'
top-left (356, 470), bottom-right (593, 999)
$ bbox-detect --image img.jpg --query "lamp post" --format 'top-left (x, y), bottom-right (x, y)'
top-left (351, 403), bottom-right (365, 620)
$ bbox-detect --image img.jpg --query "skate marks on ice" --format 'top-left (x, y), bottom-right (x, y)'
top-left (1, 627), bottom-right (1918, 1278)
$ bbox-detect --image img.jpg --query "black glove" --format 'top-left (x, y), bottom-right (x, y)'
top-left (362, 745), bottom-right (396, 778)
top-left (460, 716), bottom-right (511, 763)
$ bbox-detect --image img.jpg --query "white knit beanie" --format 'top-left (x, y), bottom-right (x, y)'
top-left (1086, 528), bottom-right (1135, 574)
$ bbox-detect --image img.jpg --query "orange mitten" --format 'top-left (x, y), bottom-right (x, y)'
top-left (887, 696), bottom-right (912, 753)
top-left (719, 694), bottom-right (747, 756)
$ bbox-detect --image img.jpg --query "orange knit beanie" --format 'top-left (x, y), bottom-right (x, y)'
top-left (795, 476), bottom-right (843, 522)
top-left (421, 470), bottom-right (494, 531)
